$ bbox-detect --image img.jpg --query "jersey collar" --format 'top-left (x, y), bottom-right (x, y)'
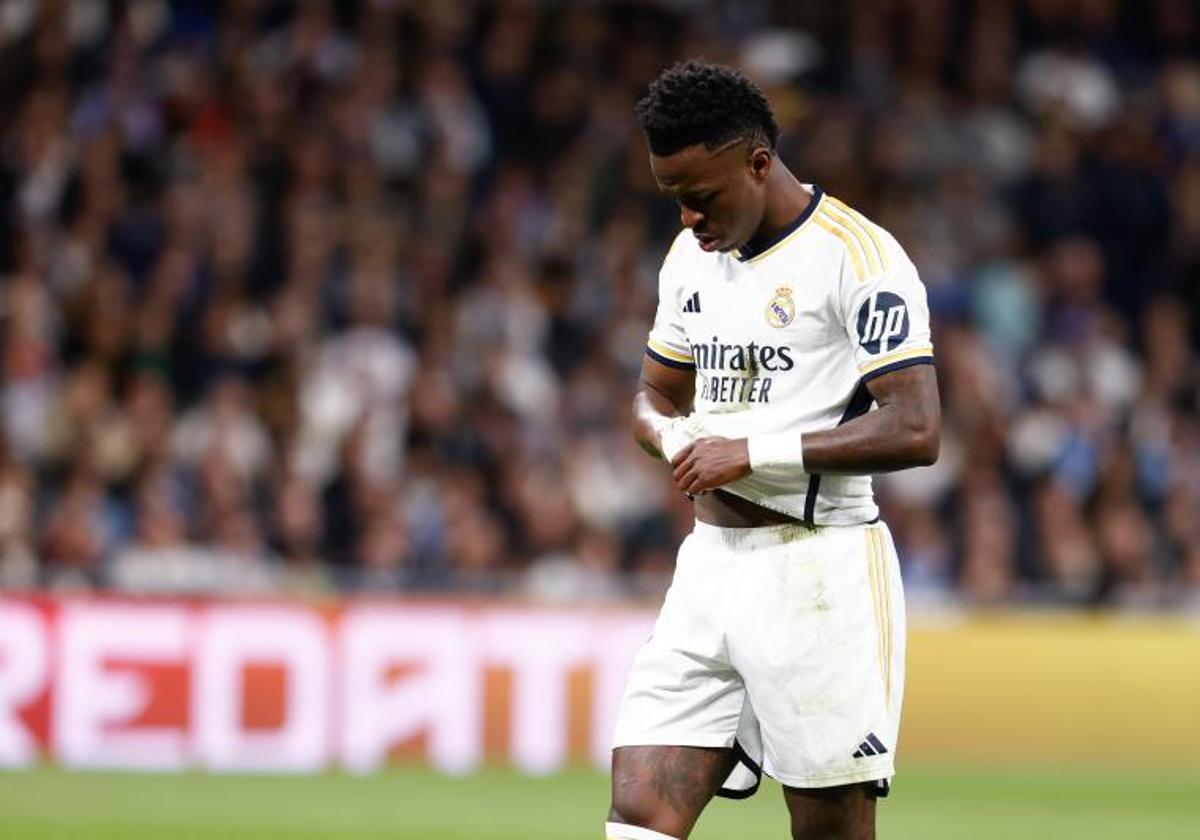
top-left (735, 185), bottom-right (824, 262)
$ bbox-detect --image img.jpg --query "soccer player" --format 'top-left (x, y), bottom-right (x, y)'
top-left (606, 61), bottom-right (940, 840)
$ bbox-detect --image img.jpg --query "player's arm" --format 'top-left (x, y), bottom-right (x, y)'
top-left (800, 363), bottom-right (939, 473)
top-left (632, 354), bottom-right (695, 460)
top-left (670, 364), bottom-right (938, 495)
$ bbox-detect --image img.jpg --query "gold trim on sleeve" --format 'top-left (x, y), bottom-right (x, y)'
top-left (858, 346), bottom-right (935, 376)
top-left (646, 339), bottom-right (694, 364)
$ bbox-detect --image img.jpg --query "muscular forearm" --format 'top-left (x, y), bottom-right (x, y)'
top-left (673, 395), bottom-right (938, 496)
top-left (743, 365), bottom-right (940, 481)
top-left (664, 365), bottom-right (939, 493)
top-left (800, 403), bottom-right (938, 474)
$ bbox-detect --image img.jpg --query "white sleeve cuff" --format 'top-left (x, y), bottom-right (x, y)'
top-left (747, 432), bottom-right (805, 474)
top-left (658, 416), bottom-right (693, 463)
top-left (655, 414), bottom-right (711, 463)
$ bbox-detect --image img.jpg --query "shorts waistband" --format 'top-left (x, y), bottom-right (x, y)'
top-left (690, 519), bottom-right (828, 551)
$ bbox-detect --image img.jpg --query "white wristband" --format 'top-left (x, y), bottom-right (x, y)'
top-left (747, 432), bottom-right (805, 474)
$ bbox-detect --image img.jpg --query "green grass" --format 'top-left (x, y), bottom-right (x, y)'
top-left (1, 764), bottom-right (1197, 839)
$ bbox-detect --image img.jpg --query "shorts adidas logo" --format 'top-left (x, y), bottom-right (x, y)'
top-left (852, 732), bottom-right (888, 759)
top-left (682, 291), bottom-right (701, 313)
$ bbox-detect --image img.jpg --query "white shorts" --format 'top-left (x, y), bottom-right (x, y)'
top-left (612, 519), bottom-right (905, 794)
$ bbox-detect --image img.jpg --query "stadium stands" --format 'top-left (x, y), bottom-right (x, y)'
top-left (0, 0), bottom-right (1197, 610)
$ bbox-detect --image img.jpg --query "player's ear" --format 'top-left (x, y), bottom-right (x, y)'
top-left (748, 145), bottom-right (772, 183)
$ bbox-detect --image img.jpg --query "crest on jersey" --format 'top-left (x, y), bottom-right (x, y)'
top-left (765, 286), bottom-right (795, 328)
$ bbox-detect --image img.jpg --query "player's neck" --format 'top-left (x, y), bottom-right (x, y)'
top-left (753, 164), bottom-right (815, 245)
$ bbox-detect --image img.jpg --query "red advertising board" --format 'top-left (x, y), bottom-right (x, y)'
top-left (0, 596), bottom-right (654, 774)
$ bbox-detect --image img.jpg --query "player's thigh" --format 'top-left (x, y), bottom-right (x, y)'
top-left (782, 783), bottom-right (876, 840)
top-left (609, 745), bottom-right (736, 838)
top-left (729, 523), bottom-right (903, 789)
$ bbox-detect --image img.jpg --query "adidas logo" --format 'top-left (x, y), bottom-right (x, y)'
top-left (682, 291), bottom-right (701, 313)
top-left (852, 733), bottom-right (888, 759)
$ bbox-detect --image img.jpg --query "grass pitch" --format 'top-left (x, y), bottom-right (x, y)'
top-left (1, 764), bottom-right (1197, 839)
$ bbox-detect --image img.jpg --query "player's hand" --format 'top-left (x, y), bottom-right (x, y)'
top-left (671, 437), bottom-right (751, 496)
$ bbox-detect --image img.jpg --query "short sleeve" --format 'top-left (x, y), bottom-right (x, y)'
top-left (645, 236), bottom-right (695, 370)
top-left (840, 254), bottom-right (934, 382)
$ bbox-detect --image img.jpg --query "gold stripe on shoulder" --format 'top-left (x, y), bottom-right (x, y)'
top-left (814, 213), bottom-right (868, 283)
top-left (819, 205), bottom-right (879, 276)
top-left (826, 197), bottom-right (889, 273)
top-left (822, 201), bottom-right (886, 275)
top-left (820, 206), bottom-right (878, 276)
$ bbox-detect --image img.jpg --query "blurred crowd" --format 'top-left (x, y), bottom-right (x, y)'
top-left (0, 0), bottom-right (1198, 610)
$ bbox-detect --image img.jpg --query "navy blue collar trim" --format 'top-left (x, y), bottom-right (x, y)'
top-left (735, 186), bottom-right (823, 262)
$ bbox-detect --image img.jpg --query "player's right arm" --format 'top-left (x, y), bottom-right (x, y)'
top-left (635, 232), bottom-right (700, 461)
top-left (632, 356), bottom-right (695, 460)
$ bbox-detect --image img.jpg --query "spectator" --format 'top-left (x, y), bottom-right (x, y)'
top-left (0, 1), bottom-right (1195, 610)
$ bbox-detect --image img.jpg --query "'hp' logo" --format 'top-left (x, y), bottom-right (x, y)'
top-left (857, 292), bottom-right (909, 354)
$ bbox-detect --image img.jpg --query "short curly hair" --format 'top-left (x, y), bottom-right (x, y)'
top-left (635, 60), bottom-right (779, 157)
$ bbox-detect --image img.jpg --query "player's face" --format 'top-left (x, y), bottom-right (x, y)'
top-left (649, 138), bottom-right (771, 253)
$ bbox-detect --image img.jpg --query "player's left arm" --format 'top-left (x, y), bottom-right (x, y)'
top-left (670, 364), bottom-right (939, 494)
top-left (803, 242), bottom-right (942, 474)
top-left (797, 362), bottom-right (939, 474)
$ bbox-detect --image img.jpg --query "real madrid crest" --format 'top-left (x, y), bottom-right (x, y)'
top-left (766, 285), bottom-right (795, 328)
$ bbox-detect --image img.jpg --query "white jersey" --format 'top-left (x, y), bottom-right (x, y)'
top-left (646, 185), bottom-right (934, 526)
